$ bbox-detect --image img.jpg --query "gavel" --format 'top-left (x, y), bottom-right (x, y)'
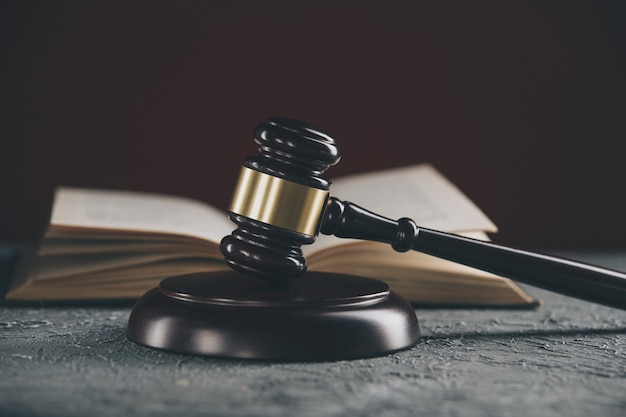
top-left (127, 117), bottom-right (626, 360)
top-left (221, 117), bottom-right (626, 310)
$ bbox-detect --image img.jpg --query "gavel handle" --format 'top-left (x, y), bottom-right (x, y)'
top-left (320, 197), bottom-right (626, 310)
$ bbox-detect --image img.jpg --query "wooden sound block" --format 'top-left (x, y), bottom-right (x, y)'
top-left (126, 271), bottom-right (420, 361)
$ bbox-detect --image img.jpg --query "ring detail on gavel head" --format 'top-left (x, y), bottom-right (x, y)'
top-left (228, 166), bottom-right (329, 237)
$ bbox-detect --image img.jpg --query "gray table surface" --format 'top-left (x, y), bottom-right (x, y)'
top-left (1, 250), bottom-right (626, 417)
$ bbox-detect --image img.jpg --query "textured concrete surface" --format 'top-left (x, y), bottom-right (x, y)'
top-left (1, 251), bottom-right (626, 417)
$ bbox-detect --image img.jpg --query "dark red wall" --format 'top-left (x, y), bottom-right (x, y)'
top-left (2, 1), bottom-right (626, 249)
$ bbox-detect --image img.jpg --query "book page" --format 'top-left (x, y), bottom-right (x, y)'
top-left (50, 187), bottom-right (234, 243)
top-left (308, 164), bottom-right (497, 254)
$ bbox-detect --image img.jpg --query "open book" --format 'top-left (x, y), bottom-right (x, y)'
top-left (5, 164), bottom-right (538, 307)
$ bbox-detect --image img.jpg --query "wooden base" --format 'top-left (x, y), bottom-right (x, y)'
top-left (126, 271), bottom-right (420, 361)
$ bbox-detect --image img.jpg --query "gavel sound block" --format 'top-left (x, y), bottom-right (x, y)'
top-left (127, 118), bottom-right (421, 361)
top-left (128, 117), bottom-right (626, 360)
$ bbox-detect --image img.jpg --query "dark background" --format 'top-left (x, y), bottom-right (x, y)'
top-left (1, 0), bottom-right (625, 249)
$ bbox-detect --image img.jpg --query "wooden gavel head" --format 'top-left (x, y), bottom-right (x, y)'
top-left (220, 117), bottom-right (341, 284)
